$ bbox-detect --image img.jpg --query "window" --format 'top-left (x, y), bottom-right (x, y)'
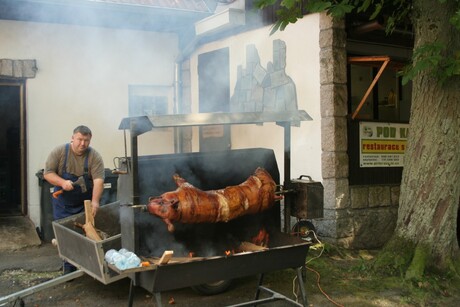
top-left (348, 56), bottom-right (412, 122)
top-left (347, 56), bottom-right (412, 185)
top-left (128, 85), bottom-right (173, 117)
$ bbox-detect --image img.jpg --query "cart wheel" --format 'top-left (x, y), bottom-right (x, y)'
top-left (292, 220), bottom-right (316, 242)
top-left (191, 279), bottom-right (233, 295)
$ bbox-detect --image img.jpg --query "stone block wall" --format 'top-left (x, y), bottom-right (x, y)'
top-left (348, 185), bottom-right (400, 248)
top-left (314, 13), bottom-right (399, 249)
top-left (315, 12), bottom-right (352, 246)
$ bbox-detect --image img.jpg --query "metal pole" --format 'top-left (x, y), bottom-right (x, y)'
top-left (129, 119), bottom-right (140, 205)
top-left (131, 135), bottom-right (139, 205)
top-left (0, 270), bottom-right (84, 306)
top-left (284, 122), bottom-right (292, 233)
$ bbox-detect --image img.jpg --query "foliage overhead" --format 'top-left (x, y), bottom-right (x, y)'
top-left (254, 0), bottom-right (460, 84)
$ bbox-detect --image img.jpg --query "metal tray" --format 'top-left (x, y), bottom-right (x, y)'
top-left (136, 232), bottom-right (310, 293)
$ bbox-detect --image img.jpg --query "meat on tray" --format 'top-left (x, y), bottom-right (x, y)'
top-left (146, 167), bottom-right (280, 232)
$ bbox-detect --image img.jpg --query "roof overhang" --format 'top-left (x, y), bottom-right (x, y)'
top-left (0, 0), bottom-right (213, 32)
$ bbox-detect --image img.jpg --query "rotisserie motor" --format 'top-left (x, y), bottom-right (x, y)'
top-left (146, 167), bottom-right (280, 232)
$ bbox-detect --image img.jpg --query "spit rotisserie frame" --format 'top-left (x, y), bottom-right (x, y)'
top-left (118, 110), bottom-right (313, 307)
top-left (118, 110), bottom-right (312, 232)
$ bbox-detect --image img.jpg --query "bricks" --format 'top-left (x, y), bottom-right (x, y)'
top-left (0, 59), bottom-right (37, 78)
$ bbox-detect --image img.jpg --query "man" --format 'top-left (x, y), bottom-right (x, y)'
top-left (44, 125), bottom-right (105, 274)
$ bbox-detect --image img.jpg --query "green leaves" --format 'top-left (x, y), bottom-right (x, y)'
top-left (281, 0), bottom-right (300, 8)
top-left (253, 0), bottom-right (278, 9)
top-left (268, 2), bottom-right (305, 34)
top-left (305, 0), bottom-right (333, 13)
top-left (329, 2), bottom-right (355, 17)
top-left (400, 43), bottom-right (460, 85)
top-left (357, 0), bottom-right (372, 13)
top-left (368, 2), bottom-right (382, 20)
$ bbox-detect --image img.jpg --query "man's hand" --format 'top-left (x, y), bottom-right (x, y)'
top-left (62, 180), bottom-right (74, 191)
top-left (92, 201), bottom-right (100, 217)
top-left (91, 177), bottom-right (104, 218)
top-left (44, 172), bottom-right (74, 191)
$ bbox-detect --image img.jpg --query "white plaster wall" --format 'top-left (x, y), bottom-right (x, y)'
top-left (189, 14), bottom-right (322, 184)
top-left (0, 20), bottom-right (179, 227)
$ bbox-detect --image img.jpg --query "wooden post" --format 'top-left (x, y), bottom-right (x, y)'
top-left (83, 200), bottom-right (102, 241)
top-left (84, 200), bottom-right (95, 226)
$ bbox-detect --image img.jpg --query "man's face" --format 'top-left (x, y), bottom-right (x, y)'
top-left (71, 132), bottom-right (91, 156)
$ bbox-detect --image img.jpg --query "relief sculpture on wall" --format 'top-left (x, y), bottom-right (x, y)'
top-left (230, 39), bottom-right (298, 112)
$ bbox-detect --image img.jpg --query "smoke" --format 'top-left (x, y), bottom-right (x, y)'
top-left (118, 148), bottom-right (282, 257)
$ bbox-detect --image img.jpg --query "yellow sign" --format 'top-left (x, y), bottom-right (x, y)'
top-left (361, 140), bottom-right (406, 154)
top-left (359, 122), bottom-right (409, 167)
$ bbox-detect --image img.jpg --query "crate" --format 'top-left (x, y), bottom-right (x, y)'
top-left (52, 201), bottom-right (129, 284)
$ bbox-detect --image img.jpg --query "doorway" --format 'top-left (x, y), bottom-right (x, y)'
top-left (0, 81), bottom-right (25, 216)
top-left (198, 48), bottom-right (231, 152)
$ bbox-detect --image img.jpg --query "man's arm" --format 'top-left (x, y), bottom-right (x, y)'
top-left (43, 172), bottom-right (75, 192)
top-left (91, 177), bottom-right (104, 217)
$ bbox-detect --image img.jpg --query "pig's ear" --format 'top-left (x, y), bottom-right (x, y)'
top-left (171, 199), bottom-right (179, 210)
top-left (166, 219), bottom-right (175, 232)
top-left (163, 196), bottom-right (179, 208)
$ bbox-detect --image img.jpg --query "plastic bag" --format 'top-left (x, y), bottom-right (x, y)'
top-left (105, 248), bottom-right (141, 270)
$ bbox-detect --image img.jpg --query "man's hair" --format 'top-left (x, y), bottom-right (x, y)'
top-left (73, 125), bottom-right (92, 136)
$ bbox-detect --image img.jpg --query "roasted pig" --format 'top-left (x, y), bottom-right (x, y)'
top-left (146, 167), bottom-right (280, 232)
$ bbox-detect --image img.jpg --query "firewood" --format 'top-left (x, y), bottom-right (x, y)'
top-left (75, 200), bottom-right (106, 241)
top-left (84, 200), bottom-right (95, 226)
top-left (158, 250), bottom-right (174, 264)
top-left (82, 222), bottom-right (102, 241)
top-left (143, 256), bottom-right (205, 265)
top-left (238, 241), bottom-right (268, 252)
top-left (74, 222), bottom-right (108, 241)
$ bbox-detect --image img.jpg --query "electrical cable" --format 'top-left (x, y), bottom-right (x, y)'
top-left (305, 266), bottom-right (344, 307)
top-left (292, 230), bottom-right (344, 307)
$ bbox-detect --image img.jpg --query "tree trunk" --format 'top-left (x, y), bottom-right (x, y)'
top-left (395, 0), bottom-right (460, 272)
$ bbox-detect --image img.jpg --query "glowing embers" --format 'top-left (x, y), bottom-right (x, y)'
top-left (185, 227), bottom-right (270, 259)
top-left (251, 227), bottom-right (269, 247)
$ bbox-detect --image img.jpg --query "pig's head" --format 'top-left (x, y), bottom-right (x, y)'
top-left (147, 192), bottom-right (180, 232)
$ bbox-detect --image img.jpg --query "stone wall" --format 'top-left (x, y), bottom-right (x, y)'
top-left (315, 13), bottom-right (399, 249)
top-left (315, 12), bottom-right (351, 245)
top-left (348, 185), bottom-right (400, 248)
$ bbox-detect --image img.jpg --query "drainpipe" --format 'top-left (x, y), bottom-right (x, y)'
top-left (173, 62), bottom-right (182, 153)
